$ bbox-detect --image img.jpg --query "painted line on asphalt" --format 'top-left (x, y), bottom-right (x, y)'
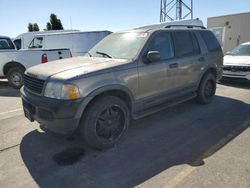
top-left (163, 119), bottom-right (250, 188)
top-left (0, 108), bottom-right (23, 121)
top-left (0, 108), bottom-right (22, 115)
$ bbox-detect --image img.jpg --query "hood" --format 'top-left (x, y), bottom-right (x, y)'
top-left (224, 55), bottom-right (250, 66)
top-left (26, 56), bottom-right (129, 80)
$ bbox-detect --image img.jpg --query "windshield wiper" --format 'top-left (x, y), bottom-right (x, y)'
top-left (96, 51), bottom-right (112, 58)
top-left (86, 52), bottom-right (92, 57)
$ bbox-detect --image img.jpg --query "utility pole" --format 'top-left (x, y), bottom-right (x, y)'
top-left (160, 0), bottom-right (193, 22)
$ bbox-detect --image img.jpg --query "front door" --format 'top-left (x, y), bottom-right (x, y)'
top-left (137, 31), bottom-right (176, 108)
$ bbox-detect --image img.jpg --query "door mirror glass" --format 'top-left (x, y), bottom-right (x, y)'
top-left (145, 51), bottom-right (160, 63)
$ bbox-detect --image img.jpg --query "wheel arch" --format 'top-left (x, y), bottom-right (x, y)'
top-left (77, 85), bottom-right (135, 123)
top-left (198, 66), bottom-right (217, 85)
top-left (3, 61), bottom-right (26, 76)
top-left (87, 85), bottom-right (134, 111)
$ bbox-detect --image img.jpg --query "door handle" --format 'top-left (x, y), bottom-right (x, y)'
top-left (198, 57), bottom-right (205, 62)
top-left (169, 63), bottom-right (178, 69)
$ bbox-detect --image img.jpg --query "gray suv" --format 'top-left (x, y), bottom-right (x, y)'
top-left (21, 28), bottom-right (223, 149)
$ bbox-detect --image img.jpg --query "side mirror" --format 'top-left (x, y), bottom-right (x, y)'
top-left (144, 51), bottom-right (160, 63)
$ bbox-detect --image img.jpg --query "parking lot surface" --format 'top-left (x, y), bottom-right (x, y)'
top-left (0, 79), bottom-right (249, 188)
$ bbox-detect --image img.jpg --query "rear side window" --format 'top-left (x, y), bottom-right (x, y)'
top-left (173, 31), bottom-right (195, 57)
top-left (147, 32), bottom-right (174, 60)
top-left (29, 37), bottom-right (43, 48)
top-left (0, 38), bottom-right (15, 50)
top-left (14, 39), bottom-right (21, 50)
top-left (191, 33), bottom-right (201, 55)
top-left (200, 31), bottom-right (221, 52)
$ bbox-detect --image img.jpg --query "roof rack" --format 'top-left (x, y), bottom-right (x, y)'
top-left (137, 19), bottom-right (205, 30)
top-left (165, 25), bottom-right (206, 29)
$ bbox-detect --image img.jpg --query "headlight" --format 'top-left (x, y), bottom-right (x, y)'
top-left (44, 82), bottom-right (80, 100)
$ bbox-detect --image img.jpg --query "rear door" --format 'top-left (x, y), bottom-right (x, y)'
top-left (171, 30), bottom-right (204, 89)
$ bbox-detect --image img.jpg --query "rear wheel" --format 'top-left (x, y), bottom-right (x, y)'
top-left (196, 73), bottom-right (216, 104)
top-left (80, 96), bottom-right (130, 149)
top-left (7, 67), bottom-right (25, 89)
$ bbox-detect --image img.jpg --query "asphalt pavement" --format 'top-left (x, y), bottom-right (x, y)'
top-left (0, 79), bottom-right (249, 188)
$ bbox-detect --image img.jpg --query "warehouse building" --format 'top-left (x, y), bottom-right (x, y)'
top-left (207, 12), bottom-right (250, 53)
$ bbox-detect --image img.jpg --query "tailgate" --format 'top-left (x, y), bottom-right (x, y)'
top-left (44, 49), bottom-right (72, 61)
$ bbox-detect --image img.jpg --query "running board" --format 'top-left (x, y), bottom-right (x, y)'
top-left (133, 92), bottom-right (197, 120)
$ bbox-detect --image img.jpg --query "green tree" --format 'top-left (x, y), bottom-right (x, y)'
top-left (28, 23), bottom-right (33, 32)
top-left (28, 23), bottom-right (40, 32)
top-left (33, 23), bottom-right (40, 31)
top-left (46, 13), bottom-right (64, 30)
top-left (46, 22), bottom-right (52, 30)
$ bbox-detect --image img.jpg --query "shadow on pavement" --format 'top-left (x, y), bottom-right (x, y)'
top-left (20, 95), bottom-right (250, 188)
top-left (219, 78), bottom-right (250, 89)
top-left (0, 80), bottom-right (20, 97)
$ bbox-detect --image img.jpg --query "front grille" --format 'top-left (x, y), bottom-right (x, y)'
top-left (23, 75), bottom-right (45, 94)
top-left (223, 66), bottom-right (250, 72)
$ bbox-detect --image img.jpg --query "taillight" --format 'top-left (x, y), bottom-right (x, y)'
top-left (41, 53), bottom-right (48, 64)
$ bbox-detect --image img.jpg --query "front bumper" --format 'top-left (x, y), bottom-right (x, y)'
top-left (222, 70), bottom-right (250, 81)
top-left (21, 87), bottom-right (86, 134)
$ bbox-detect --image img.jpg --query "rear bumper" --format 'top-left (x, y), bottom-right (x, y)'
top-left (222, 70), bottom-right (250, 81)
top-left (21, 87), bottom-right (87, 134)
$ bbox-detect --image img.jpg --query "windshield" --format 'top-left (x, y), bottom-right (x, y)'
top-left (88, 32), bottom-right (148, 60)
top-left (228, 44), bottom-right (250, 56)
top-left (0, 38), bottom-right (15, 50)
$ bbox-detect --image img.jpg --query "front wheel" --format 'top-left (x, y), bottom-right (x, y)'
top-left (7, 67), bottom-right (25, 89)
top-left (80, 96), bottom-right (130, 149)
top-left (196, 73), bottom-right (216, 104)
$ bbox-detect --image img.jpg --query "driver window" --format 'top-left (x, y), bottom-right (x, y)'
top-left (148, 32), bottom-right (174, 60)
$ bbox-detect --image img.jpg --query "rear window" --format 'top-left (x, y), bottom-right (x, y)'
top-left (200, 31), bottom-right (221, 52)
top-left (14, 39), bottom-right (21, 50)
top-left (0, 38), bottom-right (15, 50)
top-left (173, 31), bottom-right (198, 57)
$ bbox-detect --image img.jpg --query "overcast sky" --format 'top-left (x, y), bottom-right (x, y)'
top-left (0, 0), bottom-right (250, 37)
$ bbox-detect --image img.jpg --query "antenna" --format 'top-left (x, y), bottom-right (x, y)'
top-left (70, 17), bottom-right (72, 30)
top-left (160, 0), bottom-right (193, 22)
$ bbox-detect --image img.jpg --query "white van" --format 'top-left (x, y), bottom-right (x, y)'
top-left (28, 31), bottom-right (112, 57)
top-left (13, 30), bottom-right (79, 50)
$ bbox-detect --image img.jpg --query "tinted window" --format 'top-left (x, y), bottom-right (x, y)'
top-left (14, 39), bottom-right (21, 50)
top-left (29, 37), bottom-right (43, 48)
top-left (0, 38), bottom-right (15, 50)
top-left (200, 31), bottom-right (221, 52)
top-left (147, 32), bottom-right (174, 60)
top-left (191, 33), bottom-right (201, 55)
top-left (173, 31), bottom-right (194, 57)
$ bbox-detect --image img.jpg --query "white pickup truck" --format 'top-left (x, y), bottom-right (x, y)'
top-left (0, 35), bottom-right (71, 88)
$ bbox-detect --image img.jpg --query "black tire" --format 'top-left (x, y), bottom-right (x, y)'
top-left (196, 73), bottom-right (216, 104)
top-left (80, 95), bottom-right (130, 149)
top-left (6, 67), bottom-right (25, 89)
